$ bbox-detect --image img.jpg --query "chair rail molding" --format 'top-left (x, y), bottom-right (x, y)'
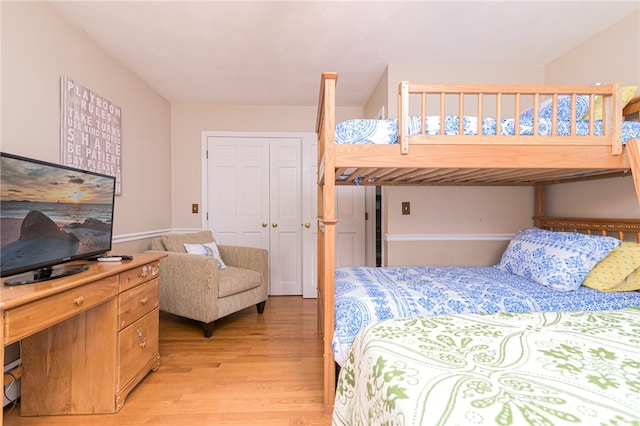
top-left (113, 228), bottom-right (202, 244)
top-left (384, 233), bottom-right (515, 242)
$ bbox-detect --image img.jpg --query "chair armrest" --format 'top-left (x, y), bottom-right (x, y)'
top-left (218, 245), bottom-right (266, 271)
top-left (144, 250), bottom-right (221, 322)
top-left (218, 245), bottom-right (269, 292)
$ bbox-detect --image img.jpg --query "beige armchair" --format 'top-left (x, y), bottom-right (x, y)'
top-left (146, 231), bottom-right (268, 337)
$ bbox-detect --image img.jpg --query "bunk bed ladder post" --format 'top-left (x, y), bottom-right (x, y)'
top-left (399, 81), bottom-right (410, 154)
top-left (495, 92), bottom-right (502, 130)
top-left (625, 137), bottom-right (640, 210)
top-left (458, 91), bottom-right (464, 135)
top-left (611, 82), bottom-right (623, 155)
top-left (534, 183), bottom-right (546, 228)
top-left (317, 72), bottom-right (339, 414)
top-left (514, 93), bottom-right (520, 136)
top-left (477, 93), bottom-right (484, 135)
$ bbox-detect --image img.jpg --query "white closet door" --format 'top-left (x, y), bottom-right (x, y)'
top-left (205, 132), bottom-right (365, 298)
top-left (206, 135), bottom-right (303, 295)
top-left (206, 137), bottom-right (269, 249)
top-left (269, 138), bottom-right (302, 295)
top-left (336, 186), bottom-right (366, 267)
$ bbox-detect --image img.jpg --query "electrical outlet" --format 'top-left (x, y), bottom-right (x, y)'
top-left (402, 202), bottom-right (410, 215)
top-left (192, 204), bottom-right (199, 214)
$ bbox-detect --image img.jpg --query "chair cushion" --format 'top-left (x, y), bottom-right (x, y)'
top-left (162, 231), bottom-right (215, 253)
top-left (218, 266), bottom-right (262, 297)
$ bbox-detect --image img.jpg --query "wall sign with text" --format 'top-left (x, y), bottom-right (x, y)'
top-left (60, 76), bottom-right (122, 195)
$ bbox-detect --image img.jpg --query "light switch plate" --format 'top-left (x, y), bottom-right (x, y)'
top-left (402, 202), bottom-right (410, 215)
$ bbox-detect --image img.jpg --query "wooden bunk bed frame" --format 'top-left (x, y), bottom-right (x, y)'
top-left (316, 71), bottom-right (640, 413)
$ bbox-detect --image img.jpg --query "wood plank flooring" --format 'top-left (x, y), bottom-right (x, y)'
top-left (3, 296), bottom-right (332, 425)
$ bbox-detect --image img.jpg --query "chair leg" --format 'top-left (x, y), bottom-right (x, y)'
top-left (202, 321), bottom-right (215, 338)
top-left (256, 300), bottom-right (266, 314)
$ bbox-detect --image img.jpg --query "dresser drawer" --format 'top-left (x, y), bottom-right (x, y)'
top-left (5, 276), bottom-right (119, 343)
top-left (118, 278), bottom-right (159, 330)
top-left (119, 261), bottom-right (161, 292)
top-left (119, 309), bottom-right (159, 388)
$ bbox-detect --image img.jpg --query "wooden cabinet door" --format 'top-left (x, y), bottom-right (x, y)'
top-left (21, 299), bottom-right (118, 415)
top-left (118, 309), bottom-right (159, 389)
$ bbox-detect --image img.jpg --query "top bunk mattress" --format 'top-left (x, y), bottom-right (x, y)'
top-left (335, 116), bottom-right (640, 145)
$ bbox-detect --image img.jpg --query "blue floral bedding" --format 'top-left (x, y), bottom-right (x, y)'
top-left (335, 116), bottom-right (640, 145)
top-left (333, 265), bottom-right (640, 366)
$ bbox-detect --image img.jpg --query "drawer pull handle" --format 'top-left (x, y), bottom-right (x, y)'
top-left (139, 266), bottom-right (149, 279)
top-left (75, 296), bottom-right (84, 306)
top-left (137, 328), bottom-right (147, 349)
top-left (140, 298), bottom-right (148, 305)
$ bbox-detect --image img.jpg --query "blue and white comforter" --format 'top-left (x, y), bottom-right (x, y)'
top-left (333, 265), bottom-right (640, 366)
top-left (335, 116), bottom-right (640, 145)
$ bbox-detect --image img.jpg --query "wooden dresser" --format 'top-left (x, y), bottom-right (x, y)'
top-left (0, 252), bottom-right (166, 418)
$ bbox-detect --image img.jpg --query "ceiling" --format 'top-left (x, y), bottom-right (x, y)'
top-left (50, 1), bottom-right (640, 107)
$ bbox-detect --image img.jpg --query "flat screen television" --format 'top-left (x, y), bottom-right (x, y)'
top-left (1, 152), bottom-right (116, 285)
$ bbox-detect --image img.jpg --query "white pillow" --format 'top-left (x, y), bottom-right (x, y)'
top-left (184, 242), bottom-right (227, 269)
top-left (496, 227), bottom-right (620, 291)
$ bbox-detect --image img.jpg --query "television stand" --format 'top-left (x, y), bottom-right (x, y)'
top-left (3, 264), bottom-right (89, 286)
top-left (0, 253), bottom-right (166, 420)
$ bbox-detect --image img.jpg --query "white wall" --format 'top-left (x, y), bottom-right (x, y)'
top-left (544, 9), bottom-right (640, 219)
top-left (170, 103), bottom-right (362, 229)
top-left (1, 2), bottom-right (173, 253)
top-left (364, 67), bottom-right (389, 119)
top-left (384, 186), bottom-right (534, 266)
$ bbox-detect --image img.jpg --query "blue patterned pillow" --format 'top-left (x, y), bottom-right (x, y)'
top-left (496, 227), bottom-right (621, 291)
top-left (335, 119), bottom-right (397, 144)
top-left (520, 95), bottom-right (590, 123)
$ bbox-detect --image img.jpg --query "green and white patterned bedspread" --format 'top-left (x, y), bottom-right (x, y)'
top-left (333, 307), bottom-right (640, 425)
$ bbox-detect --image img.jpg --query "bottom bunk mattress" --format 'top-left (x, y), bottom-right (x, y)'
top-left (333, 266), bottom-right (640, 366)
top-left (333, 306), bottom-right (640, 425)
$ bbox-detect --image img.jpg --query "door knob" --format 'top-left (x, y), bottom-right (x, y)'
top-left (304, 222), bottom-right (311, 228)
top-left (262, 222), bottom-right (268, 227)
top-left (272, 222), bottom-right (278, 228)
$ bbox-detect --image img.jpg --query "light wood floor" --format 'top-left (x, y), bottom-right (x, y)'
top-left (3, 296), bottom-right (332, 426)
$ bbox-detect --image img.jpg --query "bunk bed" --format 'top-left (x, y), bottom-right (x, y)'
top-left (316, 72), bottom-right (640, 413)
